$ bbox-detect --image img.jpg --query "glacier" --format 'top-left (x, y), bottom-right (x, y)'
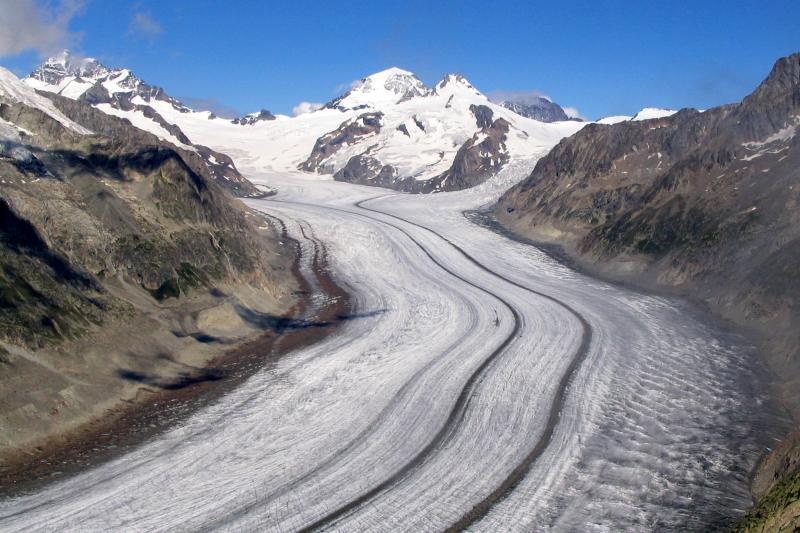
top-left (0, 157), bottom-right (783, 531)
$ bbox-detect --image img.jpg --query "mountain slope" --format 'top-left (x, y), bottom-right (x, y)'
top-left (0, 66), bottom-right (297, 450)
top-left (496, 52), bottom-right (800, 407)
top-left (494, 52), bottom-right (800, 521)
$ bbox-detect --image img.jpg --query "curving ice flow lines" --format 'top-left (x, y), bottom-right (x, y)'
top-left (267, 196), bottom-right (592, 532)
top-left (200, 214), bottom-right (490, 529)
top-left (355, 196), bottom-right (594, 531)
top-left (264, 199), bottom-right (521, 531)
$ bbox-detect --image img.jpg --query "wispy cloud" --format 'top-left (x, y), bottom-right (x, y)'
top-left (178, 96), bottom-right (242, 119)
top-left (0, 0), bottom-right (85, 58)
top-left (488, 90), bottom-right (552, 105)
top-left (128, 9), bottom-right (161, 43)
top-left (334, 79), bottom-right (361, 95)
top-left (292, 101), bottom-right (324, 116)
top-left (561, 106), bottom-right (585, 120)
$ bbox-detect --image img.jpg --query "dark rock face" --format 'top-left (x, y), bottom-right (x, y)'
top-left (470, 104), bottom-right (494, 129)
top-left (231, 109), bottom-right (276, 125)
top-left (336, 117), bottom-right (511, 194)
top-left (496, 52), bottom-right (800, 415)
top-left (333, 155), bottom-right (397, 187)
top-left (424, 118), bottom-right (511, 192)
top-left (0, 94), bottom-right (292, 347)
top-left (299, 112), bottom-right (383, 173)
top-left (499, 96), bottom-right (572, 122)
top-left (77, 83), bottom-right (112, 105)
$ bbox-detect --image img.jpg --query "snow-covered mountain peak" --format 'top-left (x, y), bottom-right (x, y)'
top-left (433, 74), bottom-right (484, 99)
top-left (355, 67), bottom-right (427, 95)
top-left (32, 49), bottom-right (109, 86)
top-left (333, 67), bottom-right (429, 110)
top-left (495, 95), bottom-right (573, 123)
top-left (25, 49), bottom-right (149, 101)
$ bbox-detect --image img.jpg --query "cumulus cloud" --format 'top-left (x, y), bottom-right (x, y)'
top-left (128, 10), bottom-right (161, 42)
top-left (562, 106), bottom-right (586, 120)
top-left (292, 101), bottom-right (324, 116)
top-left (0, 0), bottom-right (85, 58)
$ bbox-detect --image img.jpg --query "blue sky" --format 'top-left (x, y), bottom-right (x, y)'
top-left (2, 0), bottom-right (799, 119)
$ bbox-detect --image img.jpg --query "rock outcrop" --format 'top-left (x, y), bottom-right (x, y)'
top-left (424, 117), bottom-right (511, 192)
top-left (299, 112), bottom-right (383, 173)
top-left (231, 109), bottom-right (276, 125)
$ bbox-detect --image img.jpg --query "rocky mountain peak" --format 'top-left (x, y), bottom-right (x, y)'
top-left (746, 52), bottom-right (800, 103)
top-left (433, 74), bottom-right (483, 98)
top-left (31, 49), bottom-right (109, 85)
top-left (0, 66), bottom-right (91, 134)
top-left (497, 95), bottom-right (571, 123)
top-left (435, 73), bottom-right (472, 89)
top-left (355, 67), bottom-right (429, 98)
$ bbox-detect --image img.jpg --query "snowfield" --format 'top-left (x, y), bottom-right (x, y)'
top-left (0, 157), bottom-right (781, 531)
top-left (23, 57), bottom-right (586, 184)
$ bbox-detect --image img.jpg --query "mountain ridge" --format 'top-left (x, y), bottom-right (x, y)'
top-left (24, 52), bottom-right (586, 193)
top-left (493, 51), bottom-right (800, 526)
top-left (0, 65), bottom-right (299, 452)
top-left (24, 51), bottom-right (272, 198)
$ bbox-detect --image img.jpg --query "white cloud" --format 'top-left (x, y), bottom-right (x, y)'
top-left (292, 101), bottom-right (324, 116)
top-left (562, 106), bottom-right (586, 120)
top-left (0, 0), bottom-right (85, 58)
top-left (128, 10), bottom-right (161, 42)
